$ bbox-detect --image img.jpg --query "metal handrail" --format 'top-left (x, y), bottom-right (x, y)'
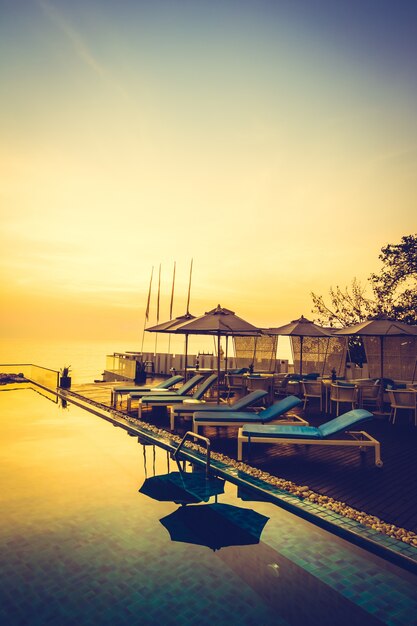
top-left (173, 431), bottom-right (211, 476)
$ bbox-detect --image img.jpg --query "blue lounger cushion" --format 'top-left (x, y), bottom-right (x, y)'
top-left (317, 409), bottom-right (373, 437)
top-left (170, 390), bottom-right (268, 415)
top-left (114, 375), bottom-right (184, 394)
top-left (130, 374), bottom-right (205, 399)
top-left (141, 395), bottom-right (190, 404)
top-left (141, 374), bottom-right (218, 404)
top-left (241, 408), bottom-right (373, 439)
top-left (241, 424), bottom-right (321, 438)
top-left (194, 395), bottom-right (303, 423)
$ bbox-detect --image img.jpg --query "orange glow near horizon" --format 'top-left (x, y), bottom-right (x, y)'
top-left (1, 2), bottom-right (416, 342)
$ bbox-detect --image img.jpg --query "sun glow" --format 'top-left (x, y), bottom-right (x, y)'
top-left (1, 1), bottom-right (416, 341)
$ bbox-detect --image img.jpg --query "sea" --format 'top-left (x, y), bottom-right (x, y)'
top-left (0, 337), bottom-right (135, 385)
top-left (0, 336), bottom-right (293, 385)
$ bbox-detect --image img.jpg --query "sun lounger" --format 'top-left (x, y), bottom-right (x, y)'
top-left (193, 395), bottom-right (306, 434)
top-left (169, 389), bottom-right (269, 430)
top-left (137, 374), bottom-right (218, 419)
top-left (111, 375), bottom-right (184, 407)
top-left (127, 373), bottom-right (205, 413)
top-left (237, 408), bottom-right (383, 467)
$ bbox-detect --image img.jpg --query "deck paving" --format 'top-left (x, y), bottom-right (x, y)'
top-left (71, 381), bottom-right (417, 534)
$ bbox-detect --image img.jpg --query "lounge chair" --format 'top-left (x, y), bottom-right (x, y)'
top-left (237, 408), bottom-right (383, 467)
top-left (169, 389), bottom-right (269, 430)
top-left (127, 373), bottom-right (206, 413)
top-left (193, 395), bottom-right (306, 434)
top-left (137, 374), bottom-right (218, 419)
top-left (111, 375), bottom-right (184, 408)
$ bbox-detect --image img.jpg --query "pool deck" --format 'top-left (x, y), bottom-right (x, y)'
top-left (69, 381), bottom-right (417, 539)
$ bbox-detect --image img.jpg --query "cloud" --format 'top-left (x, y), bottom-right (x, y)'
top-left (38, 0), bottom-right (105, 75)
top-left (38, 0), bottom-right (129, 99)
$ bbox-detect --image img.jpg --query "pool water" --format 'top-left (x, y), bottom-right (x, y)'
top-left (1, 387), bottom-right (417, 626)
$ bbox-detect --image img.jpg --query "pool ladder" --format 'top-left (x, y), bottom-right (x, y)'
top-left (173, 431), bottom-right (211, 476)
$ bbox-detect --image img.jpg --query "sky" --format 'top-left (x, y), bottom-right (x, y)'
top-left (1, 0), bottom-right (416, 349)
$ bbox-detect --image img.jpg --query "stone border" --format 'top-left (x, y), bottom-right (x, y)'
top-left (65, 389), bottom-right (417, 549)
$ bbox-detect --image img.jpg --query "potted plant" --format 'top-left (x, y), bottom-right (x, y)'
top-left (60, 365), bottom-right (72, 389)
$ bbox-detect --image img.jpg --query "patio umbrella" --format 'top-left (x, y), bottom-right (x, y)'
top-left (267, 316), bottom-right (332, 376)
top-left (334, 317), bottom-right (417, 382)
top-left (145, 312), bottom-right (196, 377)
top-left (172, 305), bottom-right (261, 401)
top-left (160, 503), bottom-right (269, 551)
top-left (139, 471), bottom-right (225, 506)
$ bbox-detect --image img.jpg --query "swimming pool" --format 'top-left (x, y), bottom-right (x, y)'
top-left (1, 387), bottom-right (417, 625)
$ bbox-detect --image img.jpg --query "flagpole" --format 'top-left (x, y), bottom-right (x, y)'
top-left (184, 258), bottom-right (193, 379)
top-left (167, 261), bottom-right (176, 356)
top-left (186, 258), bottom-right (193, 315)
top-left (141, 266), bottom-right (153, 354)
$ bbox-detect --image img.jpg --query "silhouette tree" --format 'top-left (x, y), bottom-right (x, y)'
top-left (310, 234), bottom-right (417, 364)
top-left (370, 234), bottom-right (417, 324)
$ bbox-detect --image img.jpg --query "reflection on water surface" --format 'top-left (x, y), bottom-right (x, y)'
top-left (1, 387), bottom-right (417, 626)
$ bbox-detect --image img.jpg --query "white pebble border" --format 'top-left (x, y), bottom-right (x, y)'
top-left (122, 413), bottom-right (417, 548)
top-left (64, 391), bottom-right (417, 550)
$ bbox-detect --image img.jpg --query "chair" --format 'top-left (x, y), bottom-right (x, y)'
top-left (388, 390), bottom-right (417, 426)
top-left (225, 372), bottom-right (246, 401)
top-left (127, 373), bottom-right (205, 413)
top-left (169, 389), bottom-right (268, 430)
top-left (274, 374), bottom-right (302, 399)
top-left (301, 380), bottom-right (323, 412)
top-left (357, 382), bottom-right (380, 410)
top-left (193, 395), bottom-right (306, 434)
top-left (111, 375), bottom-right (184, 407)
top-left (329, 383), bottom-right (358, 416)
top-left (237, 408), bottom-right (382, 467)
top-left (246, 376), bottom-right (274, 405)
top-left (137, 374), bottom-right (218, 418)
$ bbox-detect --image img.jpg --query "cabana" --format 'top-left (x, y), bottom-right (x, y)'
top-left (233, 334), bottom-right (278, 372)
top-left (267, 316), bottom-right (347, 377)
top-left (290, 334), bottom-right (347, 377)
top-left (335, 318), bottom-right (417, 383)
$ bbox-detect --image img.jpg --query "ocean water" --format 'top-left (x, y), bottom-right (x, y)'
top-left (0, 337), bottom-right (293, 385)
top-left (0, 338), bottom-right (134, 385)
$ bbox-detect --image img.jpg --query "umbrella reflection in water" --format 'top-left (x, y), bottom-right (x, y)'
top-left (139, 470), bottom-right (225, 506)
top-left (160, 503), bottom-right (269, 551)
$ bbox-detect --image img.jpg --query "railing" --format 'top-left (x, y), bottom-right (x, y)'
top-left (173, 431), bottom-right (211, 476)
top-left (0, 364), bottom-right (59, 390)
top-left (104, 354), bottom-right (137, 380)
top-left (104, 351), bottom-right (291, 379)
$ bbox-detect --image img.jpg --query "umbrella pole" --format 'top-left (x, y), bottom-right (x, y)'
top-left (322, 337), bottom-right (330, 377)
top-left (184, 334), bottom-right (189, 380)
top-left (252, 335), bottom-right (257, 370)
top-left (217, 332), bottom-right (221, 403)
top-left (300, 336), bottom-right (303, 376)
top-left (143, 445), bottom-right (147, 479)
top-left (380, 336), bottom-right (384, 380)
top-left (225, 335), bottom-right (229, 374)
top-left (375, 336), bottom-right (386, 414)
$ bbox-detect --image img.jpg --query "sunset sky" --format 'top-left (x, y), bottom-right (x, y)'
top-left (1, 0), bottom-right (416, 346)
